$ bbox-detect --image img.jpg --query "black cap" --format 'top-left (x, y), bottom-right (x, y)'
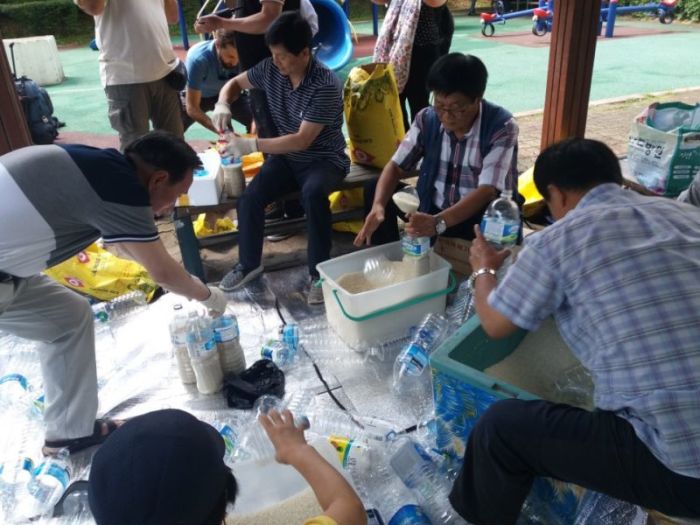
top-left (88, 409), bottom-right (229, 525)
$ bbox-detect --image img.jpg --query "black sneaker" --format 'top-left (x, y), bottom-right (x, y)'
top-left (264, 202), bottom-right (285, 224)
top-left (219, 264), bottom-right (264, 292)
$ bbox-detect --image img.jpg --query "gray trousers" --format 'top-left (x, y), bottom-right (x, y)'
top-left (105, 76), bottom-right (184, 151)
top-left (0, 275), bottom-right (97, 441)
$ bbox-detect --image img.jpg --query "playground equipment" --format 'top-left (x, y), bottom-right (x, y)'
top-left (601, 0), bottom-right (679, 38)
top-left (184, 0), bottom-right (353, 71)
top-left (311, 0), bottom-right (354, 71)
top-left (480, 0), bottom-right (551, 37)
top-left (481, 0), bottom-right (678, 38)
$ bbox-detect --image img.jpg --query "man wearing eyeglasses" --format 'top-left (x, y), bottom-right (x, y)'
top-left (354, 53), bottom-right (519, 247)
top-left (182, 30), bottom-right (253, 135)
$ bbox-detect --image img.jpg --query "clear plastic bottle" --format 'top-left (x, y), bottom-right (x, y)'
top-left (364, 446), bottom-right (432, 525)
top-left (480, 190), bottom-right (520, 277)
top-left (170, 304), bottom-right (195, 385)
top-left (279, 324), bottom-right (300, 353)
top-left (186, 312), bottom-right (223, 395)
top-left (393, 187), bottom-right (431, 279)
top-left (91, 290), bottom-right (147, 324)
top-left (213, 314), bottom-right (246, 375)
top-left (0, 373), bottom-right (44, 418)
top-left (394, 313), bottom-right (450, 383)
top-left (389, 439), bottom-right (463, 524)
top-left (222, 157), bottom-right (245, 198)
top-left (446, 279), bottom-right (475, 326)
top-left (363, 254), bottom-right (395, 288)
top-left (260, 340), bottom-right (292, 369)
top-left (307, 408), bottom-right (365, 441)
top-left (26, 448), bottom-right (71, 515)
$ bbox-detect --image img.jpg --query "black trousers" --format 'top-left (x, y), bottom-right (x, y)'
top-left (237, 155), bottom-right (345, 278)
top-left (449, 399), bottom-right (700, 525)
top-left (362, 178), bottom-right (487, 245)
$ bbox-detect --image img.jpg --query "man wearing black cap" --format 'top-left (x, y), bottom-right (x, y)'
top-left (89, 408), bottom-right (367, 525)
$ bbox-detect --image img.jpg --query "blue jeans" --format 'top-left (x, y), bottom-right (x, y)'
top-left (237, 155), bottom-right (345, 278)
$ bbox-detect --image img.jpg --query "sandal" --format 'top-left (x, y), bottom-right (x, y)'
top-left (43, 418), bottom-right (122, 456)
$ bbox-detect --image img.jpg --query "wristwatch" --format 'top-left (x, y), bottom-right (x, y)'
top-left (434, 216), bottom-right (447, 235)
top-left (469, 268), bottom-right (497, 287)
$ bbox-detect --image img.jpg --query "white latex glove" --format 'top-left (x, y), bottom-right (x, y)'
top-left (212, 102), bottom-right (233, 133)
top-left (200, 286), bottom-right (228, 317)
top-left (219, 135), bottom-right (258, 158)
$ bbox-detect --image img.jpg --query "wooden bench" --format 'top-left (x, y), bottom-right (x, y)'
top-left (173, 163), bottom-right (413, 282)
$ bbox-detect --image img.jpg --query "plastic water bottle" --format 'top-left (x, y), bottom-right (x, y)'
top-left (222, 157), bottom-right (245, 198)
top-left (213, 314), bottom-right (246, 375)
top-left (307, 408), bottom-right (365, 440)
top-left (446, 279), bottom-right (475, 326)
top-left (394, 313), bottom-right (449, 383)
top-left (261, 340), bottom-right (292, 369)
top-left (26, 449), bottom-right (71, 515)
top-left (363, 254), bottom-right (395, 288)
top-left (0, 374), bottom-right (44, 418)
top-left (364, 447), bottom-right (432, 525)
top-left (480, 190), bottom-right (520, 276)
top-left (213, 421), bottom-right (239, 464)
top-left (572, 490), bottom-right (647, 525)
top-left (390, 439), bottom-right (463, 524)
top-left (0, 457), bottom-right (34, 494)
top-left (92, 290), bottom-right (147, 324)
top-left (279, 324), bottom-right (300, 353)
top-left (186, 312), bottom-right (223, 395)
top-left (170, 304), bottom-right (195, 385)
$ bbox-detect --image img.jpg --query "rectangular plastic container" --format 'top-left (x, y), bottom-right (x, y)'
top-left (430, 317), bottom-right (582, 524)
top-left (188, 150), bottom-right (223, 206)
top-left (316, 241), bottom-right (454, 350)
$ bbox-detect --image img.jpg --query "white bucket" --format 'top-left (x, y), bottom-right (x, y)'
top-left (316, 242), bottom-right (454, 350)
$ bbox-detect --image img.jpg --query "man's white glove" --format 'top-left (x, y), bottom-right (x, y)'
top-left (212, 102), bottom-right (233, 133)
top-left (219, 135), bottom-right (258, 158)
top-left (200, 286), bottom-right (228, 317)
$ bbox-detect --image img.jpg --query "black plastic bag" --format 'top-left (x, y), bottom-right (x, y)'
top-left (223, 359), bottom-right (285, 409)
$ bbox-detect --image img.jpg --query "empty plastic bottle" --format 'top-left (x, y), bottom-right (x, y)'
top-left (26, 449), bottom-right (71, 515)
top-left (0, 374), bottom-right (44, 418)
top-left (394, 313), bottom-right (450, 383)
top-left (364, 446), bottom-right (432, 525)
top-left (170, 304), bottom-right (195, 385)
top-left (186, 312), bottom-right (223, 395)
top-left (446, 279), bottom-right (475, 326)
top-left (213, 314), bottom-right (246, 375)
top-left (363, 254), bottom-right (396, 288)
top-left (390, 439), bottom-right (464, 524)
top-left (480, 190), bottom-right (520, 277)
top-left (92, 290), bottom-right (147, 324)
top-left (260, 340), bottom-right (293, 369)
top-left (279, 324), bottom-right (300, 353)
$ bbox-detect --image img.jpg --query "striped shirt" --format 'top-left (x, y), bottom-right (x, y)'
top-left (392, 104), bottom-right (518, 210)
top-left (247, 57), bottom-right (349, 173)
top-left (490, 183), bottom-right (700, 478)
top-left (0, 145), bottom-right (158, 277)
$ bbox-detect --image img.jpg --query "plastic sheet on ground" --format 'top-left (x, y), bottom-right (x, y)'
top-left (0, 264), bottom-right (647, 524)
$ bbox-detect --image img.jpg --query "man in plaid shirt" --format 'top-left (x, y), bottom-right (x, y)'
top-left (354, 53), bottom-right (518, 247)
top-left (450, 138), bottom-right (700, 525)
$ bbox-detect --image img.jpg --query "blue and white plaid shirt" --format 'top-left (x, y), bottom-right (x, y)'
top-left (490, 183), bottom-right (700, 478)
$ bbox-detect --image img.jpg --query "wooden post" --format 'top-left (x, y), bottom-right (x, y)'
top-left (540, 0), bottom-right (602, 151)
top-left (0, 38), bottom-right (32, 154)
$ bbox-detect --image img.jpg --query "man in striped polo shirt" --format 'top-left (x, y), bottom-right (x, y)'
top-left (0, 132), bottom-right (227, 455)
top-left (214, 12), bottom-right (349, 304)
top-left (450, 139), bottom-right (700, 524)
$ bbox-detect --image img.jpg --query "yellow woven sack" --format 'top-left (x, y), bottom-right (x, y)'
top-left (44, 242), bottom-right (158, 302)
top-left (344, 63), bottom-right (405, 168)
top-left (518, 166), bottom-right (546, 218)
top-left (329, 188), bottom-right (364, 234)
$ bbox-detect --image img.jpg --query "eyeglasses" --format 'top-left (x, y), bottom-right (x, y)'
top-left (432, 104), bottom-right (471, 118)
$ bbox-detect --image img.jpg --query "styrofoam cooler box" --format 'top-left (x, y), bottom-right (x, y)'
top-left (188, 150), bottom-right (223, 206)
top-left (316, 241), bottom-right (454, 350)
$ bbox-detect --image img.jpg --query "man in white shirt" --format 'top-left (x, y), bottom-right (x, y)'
top-left (74, 0), bottom-right (185, 150)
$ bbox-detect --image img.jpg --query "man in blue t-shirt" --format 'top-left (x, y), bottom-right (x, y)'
top-left (212, 13), bottom-right (349, 305)
top-left (183, 30), bottom-right (253, 134)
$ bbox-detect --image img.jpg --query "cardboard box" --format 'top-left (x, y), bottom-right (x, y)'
top-left (434, 236), bottom-right (472, 277)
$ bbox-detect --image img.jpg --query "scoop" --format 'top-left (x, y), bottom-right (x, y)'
top-left (392, 186), bottom-right (420, 215)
